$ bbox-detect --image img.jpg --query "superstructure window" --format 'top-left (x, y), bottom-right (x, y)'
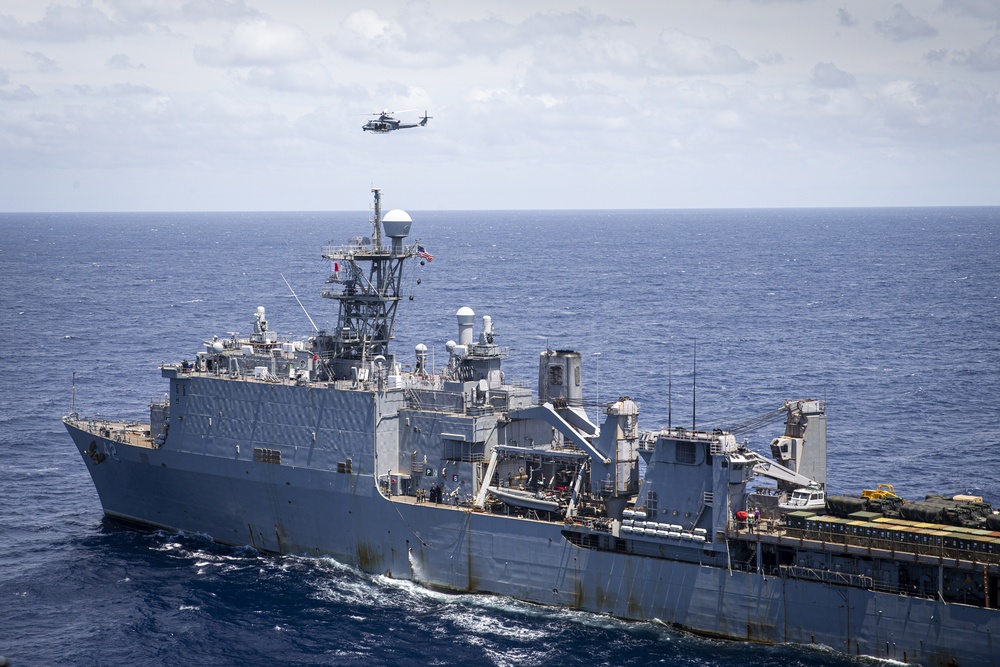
top-left (676, 441), bottom-right (696, 464)
top-left (646, 491), bottom-right (658, 515)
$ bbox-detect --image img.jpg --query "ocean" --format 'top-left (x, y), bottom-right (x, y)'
top-left (2, 205), bottom-right (998, 666)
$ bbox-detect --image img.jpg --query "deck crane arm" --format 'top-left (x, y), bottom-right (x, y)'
top-left (741, 449), bottom-right (821, 489)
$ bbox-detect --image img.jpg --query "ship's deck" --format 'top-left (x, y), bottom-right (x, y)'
top-left (66, 418), bottom-right (157, 449)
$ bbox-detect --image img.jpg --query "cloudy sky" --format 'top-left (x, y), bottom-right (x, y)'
top-left (1, 0), bottom-right (998, 211)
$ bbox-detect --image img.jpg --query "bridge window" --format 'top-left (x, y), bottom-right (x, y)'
top-left (646, 491), bottom-right (658, 515)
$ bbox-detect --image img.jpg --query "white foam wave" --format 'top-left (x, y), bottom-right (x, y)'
top-left (480, 645), bottom-right (549, 667)
top-left (442, 607), bottom-right (551, 642)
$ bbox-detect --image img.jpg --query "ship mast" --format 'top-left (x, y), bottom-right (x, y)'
top-left (317, 188), bottom-right (415, 380)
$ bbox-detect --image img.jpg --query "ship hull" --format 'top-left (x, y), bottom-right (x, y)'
top-left (67, 421), bottom-right (998, 667)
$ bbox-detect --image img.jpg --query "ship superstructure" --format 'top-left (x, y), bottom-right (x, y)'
top-left (65, 190), bottom-right (1000, 667)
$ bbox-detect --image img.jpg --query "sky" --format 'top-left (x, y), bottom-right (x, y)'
top-left (1, 0), bottom-right (999, 211)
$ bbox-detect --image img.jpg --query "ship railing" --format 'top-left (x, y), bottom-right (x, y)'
top-left (783, 565), bottom-right (946, 600)
top-left (781, 565), bottom-right (874, 590)
top-left (400, 387), bottom-right (512, 415)
top-left (868, 578), bottom-right (941, 600)
top-left (647, 427), bottom-right (729, 452)
top-left (654, 427), bottom-right (715, 441)
top-left (786, 525), bottom-right (1000, 565)
top-left (403, 388), bottom-right (466, 413)
top-left (321, 242), bottom-right (416, 259)
top-left (465, 344), bottom-right (511, 359)
top-left (400, 374), bottom-right (444, 391)
top-left (551, 442), bottom-right (586, 454)
top-left (320, 288), bottom-right (403, 300)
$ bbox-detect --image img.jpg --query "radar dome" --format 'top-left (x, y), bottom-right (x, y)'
top-left (456, 306), bottom-right (475, 325)
top-left (456, 307), bottom-right (475, 346)
top-left (381, 209), bottom-right (412, 239)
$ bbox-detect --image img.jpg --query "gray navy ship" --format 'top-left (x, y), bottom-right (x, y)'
top-left (65, 190), bottom-right (1000, 666)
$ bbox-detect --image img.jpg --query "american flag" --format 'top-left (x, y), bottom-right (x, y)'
top-left (416, 244), bottom-right (434, 262)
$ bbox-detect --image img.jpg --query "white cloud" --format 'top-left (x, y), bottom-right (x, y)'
top-left (811, 62), bottom-right (856, 88)
top-left (194, 18), bottom-right (317, 67)
top-left (951, 35), bottom-right (1000, 71)
top-left (713, 109), bottom-right (745, 130)
top-left (0, 2), bottom-right (139, 42)
top-left (243, 63), bottom-right (337, 94)
top-left (939, 0), bottom-right (1000, 24)
top-left (0, 84), bottom-right (37, 101)
top-left (333, 9), bottom-right (408, 59)
top-left (73, 82), bottom-right (157, 96)
top-left (521, 17), bottom-right (641, 75)
top-left (837, 8), bottom-right (858, 27)
top-left (874, 4), bottom-right (938, 42)
top-left (646, 28), bottom-right (756, 76)
top-left (107, 52), bottom-right (137, 69)
top-left (330, 5), bottom-right (632, 71)
top-left (106, 0), bottom-right (260, 23)
top-left (870, 78), bottom-right (1000, 149)
top-left (26, 50), bottom-right (60, 73)
top-left (924, 48), bottom-right (948, 64)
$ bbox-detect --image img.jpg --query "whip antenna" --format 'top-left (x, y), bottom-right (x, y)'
top-left (668, 337), bottom-right (672, 431)
top-left (692, 337), bottom-right (696, 431)
top-left (281, 273), bottom-right (319, 333)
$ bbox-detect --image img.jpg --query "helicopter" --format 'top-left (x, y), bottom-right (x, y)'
top-left (362, 109), bottom-right (432, 133)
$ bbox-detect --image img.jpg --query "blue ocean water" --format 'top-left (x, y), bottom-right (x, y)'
top-left (1, 206), bottom-right (998, 666)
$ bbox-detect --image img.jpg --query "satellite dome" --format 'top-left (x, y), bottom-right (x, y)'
top-left (456, 306), bottom-right (475, 324)
top-left (381, 209), bottom-right (412, 239)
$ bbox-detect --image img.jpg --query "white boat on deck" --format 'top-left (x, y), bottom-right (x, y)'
top-left (778, 487), bottom-right (826, 512)
top-left (488, 486), bottom-right (561, 512)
